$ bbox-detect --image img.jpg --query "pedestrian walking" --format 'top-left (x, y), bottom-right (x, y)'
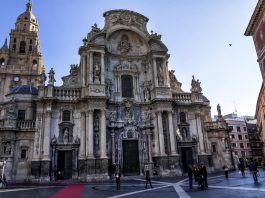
top-left (223, 165), bottom-right (229, 179)
top-left (249, 160), bottom-right (259, 183)
top-left (187, 165), bottom-right (193, 189)
top-left (239, 159), bottom-right (245, 177)
top-left (145, 170), bottom-right (153, 189)
top-left (115, 169), bottom-right (121, 190)
top-left (202, 165), bottom-right (208, 188)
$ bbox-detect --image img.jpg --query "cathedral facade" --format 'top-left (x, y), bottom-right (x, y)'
top-left (0, 2), bottom-right (233, 181)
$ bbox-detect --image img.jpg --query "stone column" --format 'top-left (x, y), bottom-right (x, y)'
top-left (43, 111), bottom-right (51, 160)
top-left (157, 111), bottom-right (166, 156)
top-left (81, 55), bottom-right (85, 86)
top-left (86, 110), bottom-right (94, 158)
top-left (80, 112), bottom-right (86, 159)
top-left (168, 111), bottom-right (177, 155)
top-left (147, 129), bottom-right (153, 163)
top-left (89, 52), bottom-right (93, 83)
top-left (111, 130), bottom-right (115, 163)
top-left (153, 112), bottom-right (160, 156)
top-left (196, 114), bottom-right (205, 154)
top-left (100, 109), bottom-right (107, 158)
top-left (153, 57), bottom-right (158, 87)
top-left (100, 52), bottom-right (105, 84)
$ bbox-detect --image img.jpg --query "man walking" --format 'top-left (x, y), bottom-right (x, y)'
top-left (145, 170), bottom-right (153, 189)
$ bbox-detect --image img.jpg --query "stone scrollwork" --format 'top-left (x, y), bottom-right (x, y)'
top-left (117, 35), bottom-right (131, 54)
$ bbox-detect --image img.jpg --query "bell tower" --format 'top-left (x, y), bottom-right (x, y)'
top-left (0, 0), bottom-right (44, 102)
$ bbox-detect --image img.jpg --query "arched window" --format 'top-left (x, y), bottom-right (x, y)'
top-left (0, 58), bottom-right (5, 66)
top-left (179, 112), bottom-right (186, 123)
top-left (32, 60), bottom-right (37, 67)
top-left (19, 41), bottom-right (26, 53)
top-left (62, 110), bottom-right (71, 121)
top-left (121, 75), bottom-right (133, 98)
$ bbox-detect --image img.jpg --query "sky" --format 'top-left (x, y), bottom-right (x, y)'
top-left (0, 0), bottom-right (261, 117)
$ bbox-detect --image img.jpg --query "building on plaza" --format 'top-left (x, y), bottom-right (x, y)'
top-left (245, 0), bottom-right (265, 161)
top-left (0, 2), bottom-right (233, 181)
top-left (223, 114), bottom-right (252, 160)
top-left (246, 120), bottom-right (263, 164)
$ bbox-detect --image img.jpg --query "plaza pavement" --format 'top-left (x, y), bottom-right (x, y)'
top-left (1, 170), bottom-right (265, 198)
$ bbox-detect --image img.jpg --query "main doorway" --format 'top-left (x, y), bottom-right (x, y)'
top-left (123, 140), bottom-right (140, 175)
top-left (57, 150), bottom-right (72, 180)
top-left (181, 147), bottom-right (193, 172)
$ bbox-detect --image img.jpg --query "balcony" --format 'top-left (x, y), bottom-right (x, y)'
top-left (53, 87), bottom-right (81, 101)
top-left (17, 120), bottom-right (35, 129)
top-left (172, 93), bottom-right (191, 102)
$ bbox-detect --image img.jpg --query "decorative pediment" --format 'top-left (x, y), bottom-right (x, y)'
top-left (62, 64), bottom-right (81, 88)
top-left (114, 62), bottom-right (138, 74)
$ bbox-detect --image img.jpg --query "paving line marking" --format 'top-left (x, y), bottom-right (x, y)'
top-left (173, 184), bottom-right (191, 198)
top-left (107, 184), bottom-right (172, 198)
top-left (0, 186), bottom-right (56, 193)
top-left (209, 185), bottom-right (265, 192)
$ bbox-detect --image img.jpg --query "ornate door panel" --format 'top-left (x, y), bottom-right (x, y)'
top-left (123, 140), bottom-right (139, 175)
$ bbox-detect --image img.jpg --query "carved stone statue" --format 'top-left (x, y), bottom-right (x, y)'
top-left (69, 64), bottom-right (78, 74)
top-left (48, 68), bottom-right (56, 85)
top-left (190, 75), bottom-right (202, 93)
top-left (40, 69), bottom-right (47, 85)
top-left (117, 35), bottom-right (131, 54)
top-left (3, 142), bottom-right (11, 155)
top-left (217, 104), bottom-right (221, 116)
top-left (181, 127), bottom-right (187, 141)
top-left (124, 101), bottom-right (134, 124)
top-left (93, 61), bottom-right (101, 83)
top-left (109, 112), bottom-right (116, 122)
top-left (157, 59), bottom-right (164, 86)
top-left (143, 87), bottom-right (150, 102)
top-left (63, 128), bottom-right (69, 144)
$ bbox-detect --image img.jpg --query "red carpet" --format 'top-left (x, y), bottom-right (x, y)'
top-left (51, 184), bottom-right (84, 198)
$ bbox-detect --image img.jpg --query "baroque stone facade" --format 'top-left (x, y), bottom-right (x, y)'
top-left (0, 2), bottom-right (233, 181)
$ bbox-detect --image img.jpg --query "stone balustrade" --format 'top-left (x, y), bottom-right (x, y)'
top-left (53, 87), bottom-right (81, 100)
top-left (172, 93), bottom-right (191, 102)
top-left (17, 120), bottom-right (35, 129)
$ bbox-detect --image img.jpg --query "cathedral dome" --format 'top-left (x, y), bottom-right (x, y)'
top-left (8, 85), bottom-right (38, 95)
top-left (15, 1), bottom-right (38, 32)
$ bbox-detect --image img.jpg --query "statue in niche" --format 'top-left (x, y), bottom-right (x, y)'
top-left (106, 83), bottom-right (112, 97)
top-left (117, 35), bottom-right (131, 54)
top-left (143, 87), bottom-right (151, 102)
top-left (3, 142), bottom-right (11, 155)
top-left (94, 114), bottom-right (99, 131)
top-left (109, 111), bottom-right (116, 123)
top-left (48, 68), bottom-right (56, 85)
top-left (63, 128), bottom-right (69, 144)
top-left (190, 75), bottom-right (202, 93)
top-left (93, 60), bottom-right (101, 83)
top-left (181, 127), bottom-right (188, 141)
top-left (157, 60), bottom-right (164, 85)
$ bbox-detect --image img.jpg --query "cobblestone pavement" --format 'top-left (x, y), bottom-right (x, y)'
top-left (1, 171), bottom-right (265, 198)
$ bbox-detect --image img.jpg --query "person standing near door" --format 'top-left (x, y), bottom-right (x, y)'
top-left (115, 169), bottom-right (121, 190)
top-left (145, 170), bottom-right (153, 189)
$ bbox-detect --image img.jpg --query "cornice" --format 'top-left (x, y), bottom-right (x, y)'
top-left (245, 0), bottom-right (265, 36)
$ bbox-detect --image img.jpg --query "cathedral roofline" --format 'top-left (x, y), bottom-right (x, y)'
top-left (245, 0), bottom-right (265, 36)
top-left (103, 9), bottom-right (149, 22)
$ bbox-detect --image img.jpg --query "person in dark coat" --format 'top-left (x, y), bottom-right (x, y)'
top-left (202, 165), bottom-right (208, 188)
top-left (145, 170), bottom-right (153, 189)
top-left (249, 160), bottom-right (259, 183)
top-left (115, 169), bottom-right (121, 190)
top-left (187, 165), bottom-right (193, 189)
top-left (223, 165), bottom-right (229, 179)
